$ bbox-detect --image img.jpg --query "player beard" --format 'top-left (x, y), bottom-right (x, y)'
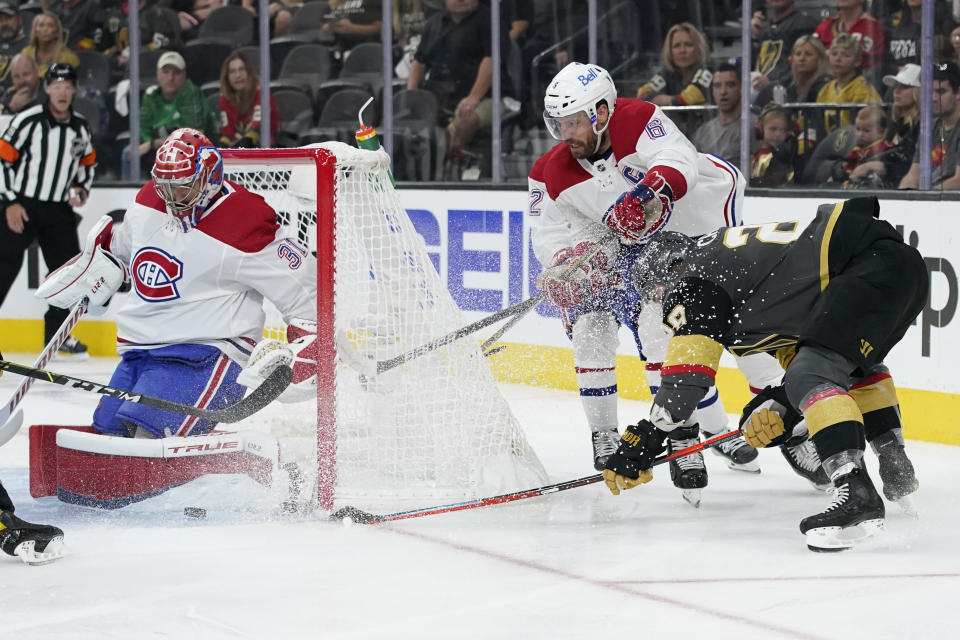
top-left (566, 134), bottom-right (597, 159)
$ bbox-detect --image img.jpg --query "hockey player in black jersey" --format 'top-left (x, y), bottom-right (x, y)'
top-left (602, 196), bottom-right (924, 551)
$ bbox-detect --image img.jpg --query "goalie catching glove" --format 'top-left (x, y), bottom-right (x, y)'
top-left (36, 215), bottom-right (128, 309)
top-left (738, 385), bottom-right (803, 448)
top-left (535, 241), bottom-right (618, 308)
top-left (602, 419), bottom-right (665, 495)
top-left (602, 170), bottom-right (673, 244)
top-left (238, 318), bottom-right (317, 403)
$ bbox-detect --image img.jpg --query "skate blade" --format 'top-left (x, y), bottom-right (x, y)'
top-left (805, 519), bottom-right (884, 552)
top-left (681, 489), bottom-right (702, 508)
top-left (15, 536), bottom-right (65, 565)
top-left (710, 449), bottom-right (761, 473)
top-left (894, 495), bottom-right (919, 519)
top-left (725, 459), bottom-right (761, 473)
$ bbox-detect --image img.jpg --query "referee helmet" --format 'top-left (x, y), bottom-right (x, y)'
top-left (44, 63), bottom-right (77, 87)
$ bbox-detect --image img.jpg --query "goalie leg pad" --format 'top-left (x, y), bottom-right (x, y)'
top-left (93, 345), bottom-right (244, 438)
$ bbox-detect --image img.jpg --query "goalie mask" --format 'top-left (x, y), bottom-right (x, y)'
top-left (543, 62), bottom-right (617, 155)
top-left (632, 231), bottom-right (695, 301)
top-left (152, 128), bottom-right (224, 230)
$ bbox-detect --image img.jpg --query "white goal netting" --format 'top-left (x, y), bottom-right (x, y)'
top-left (223, 143), bottom-right (547, 511)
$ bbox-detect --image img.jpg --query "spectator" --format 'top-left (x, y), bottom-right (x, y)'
top-left (21, 12), bottom-right (80, 78)
top-left (138, 51), bottom-right (218, 173)
top-left (899, 62), bottom-right (960, 189)
top-left (135, 0), bottom-right (184, 51)
top-left (168, 0), bottom-right (221, 42)
top-left (408, 0), bottom-right (492, 177)
top-left (113, 0), bottom-right (184, 77)
top-left (750, 0), bottom-right (819, 92)
top-left (323, 0), bottom-right (383, 54)
top-left (750, 103), bottom-right (799, 187)
top-left (217, 52), bottom-right (279, 148)
top-left (845, 63), bottom-right (920, 187)
top-left (0, 1), bottom-right (27, 89)
top-left (827, 105), bottom-right (893, 187)
top-left (635, 22), bottom-right (712, 136)
top-left (816, 33), bottom-right (882, 134)
top-left (46, 0), bottom-right (118, 53)
top-left (240, 0), bottom-right (295, 38)
top-left (814, 0), bottom-right (886, 79)
top-left (0, 63), bottom-right (95, 358)
top-left (636, 22), bottom-right (712, 108)
top-left (886, 0), bottom-right (956, 72)
top-left (692, 62), bottom-right (754, 171)
top-left (757, 34), bottom-right (830, 157)
top-left (1, 54), bottom-right (41, 114)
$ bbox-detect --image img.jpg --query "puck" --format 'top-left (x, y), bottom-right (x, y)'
top-left (184, 507), bottom-right (207, 519)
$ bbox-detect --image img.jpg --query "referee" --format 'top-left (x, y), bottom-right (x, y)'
top-left (0, 63), bottom-right (96, 358)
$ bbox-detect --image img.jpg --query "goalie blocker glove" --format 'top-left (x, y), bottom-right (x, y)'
top-left (36, 215), bottom-right (129, 309)
top-left (239, 318), bottom-right (317, 403)
top-left (602, 170), bottom-right (673, 244)
top-left (535, 241), bottom-right (618, 308)
top-left (602, 419), bottom-right (665, 495)
top-left (739, 385), bottom-right (803, 448)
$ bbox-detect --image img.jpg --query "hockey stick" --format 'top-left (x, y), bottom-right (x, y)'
top-left (0, 360), bottom-right (293, 424)
top-left (0, 298), bottom-right (88, 448)
top-left (345, 239), bottom-right (615, 377)
top-left (330, 429), bottom-right (742, 524)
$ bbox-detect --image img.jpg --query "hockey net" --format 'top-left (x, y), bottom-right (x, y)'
top-left (220, 143), bottom-right (547, 511)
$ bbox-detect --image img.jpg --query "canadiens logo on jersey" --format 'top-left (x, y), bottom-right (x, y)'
top-left (131, 247), bottom-right (184, 302)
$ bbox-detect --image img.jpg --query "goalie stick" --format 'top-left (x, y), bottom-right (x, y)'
top-left (0, 298), bottom-right (87, 448)
top-left (330, 429), bottom-right (742, 524)
top-left (342, 238), bottom-right (617, 376)
top-left (0, 360), bottom-right (293, 425)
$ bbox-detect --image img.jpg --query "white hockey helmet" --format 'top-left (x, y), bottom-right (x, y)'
top-left (543, 62), bottom-right (617, 142)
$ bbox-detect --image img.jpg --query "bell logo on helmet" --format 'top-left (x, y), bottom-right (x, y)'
top-left (577, 68), bottom-right (599, 86)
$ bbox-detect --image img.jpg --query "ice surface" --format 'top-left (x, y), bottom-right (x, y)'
top-left (1, 355), bottom-right (958, 639)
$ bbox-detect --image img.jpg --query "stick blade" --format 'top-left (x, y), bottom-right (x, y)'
top-left (0, 409), bottom-right (24, 448)
top-left (329, 505), bottom-right (381, 524)
top-left (219, 365), bottom-right (293, 422)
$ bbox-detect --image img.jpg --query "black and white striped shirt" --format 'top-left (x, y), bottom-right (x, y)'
top-left (0, 103), bottom-right (96, 203)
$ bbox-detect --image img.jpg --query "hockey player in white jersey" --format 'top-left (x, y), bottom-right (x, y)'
top-left (37, 128), bottom-right (318, 439)
top-left (529, 62), bottom-right (784, 506)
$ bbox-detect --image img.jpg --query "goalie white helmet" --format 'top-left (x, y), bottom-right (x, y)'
top-left (543, 62), bottom-right (617, 150)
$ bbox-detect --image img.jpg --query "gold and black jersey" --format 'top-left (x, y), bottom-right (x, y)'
top-left (660, 197), bottom-right (898, 367)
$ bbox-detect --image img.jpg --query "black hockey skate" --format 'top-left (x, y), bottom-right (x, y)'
top-left (668, 425), bottom-right (707, 507)
top-left (56, 335), bottom-right (89, 361)
top-left (876, 443), bottom-right (919, 517)
top-left (591, 428), bottom-right (620, 471)
top-left (799, 468), bottom-right (885, 552)
top-left (709, 430), bottom-right (760, 473)
top-left (0, 510), bottom-right (65, 565)
top-left (782, 439), bottom-right (831, 491)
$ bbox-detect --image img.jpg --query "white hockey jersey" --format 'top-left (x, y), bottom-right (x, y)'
top-left (106, 181), bottom-right (317, 364)
top-left (528, 98), bottom-right (744, 264)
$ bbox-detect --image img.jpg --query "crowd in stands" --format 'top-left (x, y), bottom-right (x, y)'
top-left (0, 0), bottom-right (955, 188)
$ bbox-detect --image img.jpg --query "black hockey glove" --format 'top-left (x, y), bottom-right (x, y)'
top-left (738, 385), bottom-right (803, 448)
top-left (602, 419), bottom-right (666, 495)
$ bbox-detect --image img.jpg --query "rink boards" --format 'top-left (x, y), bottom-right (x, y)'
top-left (0, 187), bottom-right (957, 445)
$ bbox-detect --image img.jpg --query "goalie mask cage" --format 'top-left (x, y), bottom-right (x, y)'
top-left (220, 143), bottom-right (547, 512)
